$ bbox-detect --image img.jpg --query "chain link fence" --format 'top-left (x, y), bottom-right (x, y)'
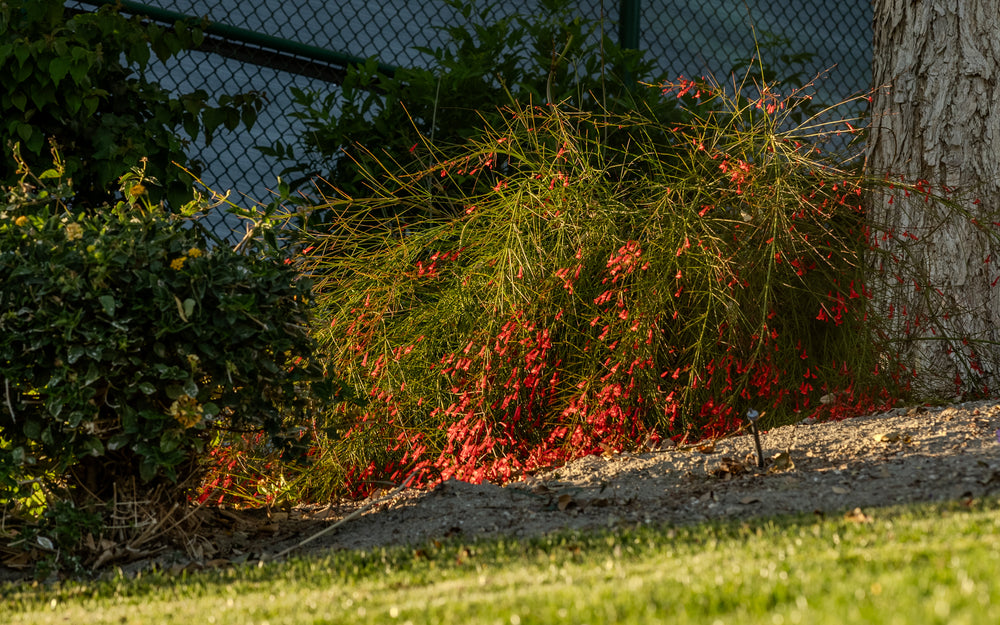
top-left (643, 0), bottom-right (871, 95)
top-left (65, 0), bottom-right (872, 240)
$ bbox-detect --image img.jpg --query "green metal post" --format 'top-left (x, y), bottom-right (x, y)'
top-left (619, 0), bottom-right (641, 51)
top-left (617, 0), bottom-right (641, 88)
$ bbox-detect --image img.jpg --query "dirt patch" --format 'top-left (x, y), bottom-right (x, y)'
top-left (275, 399), bottom-right (1000, 554)
top-left (5, 399), bottom-right (1000, 582)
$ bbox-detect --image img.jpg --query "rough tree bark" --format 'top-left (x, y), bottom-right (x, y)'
top-left (867, 0), bottom-right (1000, 397)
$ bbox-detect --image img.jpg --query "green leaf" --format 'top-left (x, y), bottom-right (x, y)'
top-left (45, 369), bottom-right (66, 388)
top-left (264, 229), bottom-right (278, 251)
top-left (138, 382), bottom-right (157, 395)
top-left (165, 384), bottom-right (185, 400)
top-left (15, 123), bottom-right (33, 143)
top-left (10, 92), bottom-right (26, 111)
top-left (68, 61), bottom-right (90, 86)
top-left (49, 56), bottom-right (71, 86)
top-left (13, 45), bottom-right (30, 66)
top-left (30, 85), bottom-right (55, 110)
top-left (23, 419), bottom-right (42, 441)
top-left (84, 344), bottom-right (103, 361)
top-left (64, 92), bottom-right (81, 115)
top-left (17, 124), bottom-right (45, 154)
top-left (159, 429), bottom-right (182, 453)
top-left (83, 362), bottom-right (101, 386)
top-left (183, 298), bottom-right (196, 320)
top-left (241, 104), bottom-right (257, 129)
top-left (107, 433), bottom-right (130, 451)
top-left (183, 117), bottom-right (199, 141)
top-left (82, 437), bottom-right (105, 457)
top-left (67, 411), bottom-right (85, 429)
top-left (82, 95), bottom-right (99, 117)
top-left (201, 107), bottom-right (226, 141)
top-left (67, 344), bottom-right (85, 364)
top-left (128, 39), bottom-right (151, 69)
top-left (45, 395), bottom-right (64, 419)
top-left (120, 407), bottom-right (139, 434)
top-left (139, 457), bottom-right (157, 482)
top-left (98, 294), bottom-right (115, 316)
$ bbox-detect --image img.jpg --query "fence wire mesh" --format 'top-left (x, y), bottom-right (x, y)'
top-left (64, 0), bottom-right (872, 240)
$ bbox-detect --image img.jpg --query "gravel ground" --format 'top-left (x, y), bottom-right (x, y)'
top-left (5, 399), bottom-right (1000, 582)
top-left (257, 399), bottom-right (1000, 559)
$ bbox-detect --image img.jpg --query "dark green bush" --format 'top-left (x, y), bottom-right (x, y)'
top-left (0, 0), bottom-right (262, 208)
top-left (0, 155), bottom-right (340, 509)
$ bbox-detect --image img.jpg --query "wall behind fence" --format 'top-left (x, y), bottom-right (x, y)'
top-left (65, 0), bottom-right (872, 240)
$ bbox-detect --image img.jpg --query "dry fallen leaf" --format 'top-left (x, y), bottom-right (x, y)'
top-left (844, 507), bottom-right (872, 523)
top-left (557, 494), bottom-right (575, 511)
top-left (767, 451), bottom-right (795, 473)
top-left (832, 486), bottom-right (850, 494)
top-left (2, 550), bottom-right (39, 570)
top-left (91, 548), bottom-right (119, 570)
top-left (739, 496), bottom-right (761, 505)
top-left (710, 457), bottom-right (748, 478)
top-left (873, 431), bottom-right (900, 443)
top-left (697, 442), bottom-right (716, 454)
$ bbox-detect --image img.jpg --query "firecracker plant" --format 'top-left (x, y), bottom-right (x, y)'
top-left (294, 73), bottom-right (907, 498)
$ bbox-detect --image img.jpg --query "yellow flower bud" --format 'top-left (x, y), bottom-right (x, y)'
top-left (65, 222), bottom-right (84, 241)
top-left (169, 394), bottom-right (203, 429)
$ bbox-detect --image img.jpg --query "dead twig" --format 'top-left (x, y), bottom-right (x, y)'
top-left (264, 471), bottom-right (419, 562)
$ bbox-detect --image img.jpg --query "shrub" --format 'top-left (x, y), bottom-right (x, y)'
top-left (0, 152), bottom-right (341, 512)
top-left (291, 73), bottom-right (903, 498)
top-left (0, 0), bottom-right (262, 208)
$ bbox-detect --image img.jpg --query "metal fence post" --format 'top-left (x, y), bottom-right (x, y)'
top-left (619, 0), bottom-right (641, 50)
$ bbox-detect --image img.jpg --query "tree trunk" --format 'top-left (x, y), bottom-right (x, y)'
top-left (867, 0), bottom-right (1000, 397)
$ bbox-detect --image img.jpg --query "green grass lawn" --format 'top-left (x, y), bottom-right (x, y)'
top-left (4, 497), bottom-right (999, 624)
